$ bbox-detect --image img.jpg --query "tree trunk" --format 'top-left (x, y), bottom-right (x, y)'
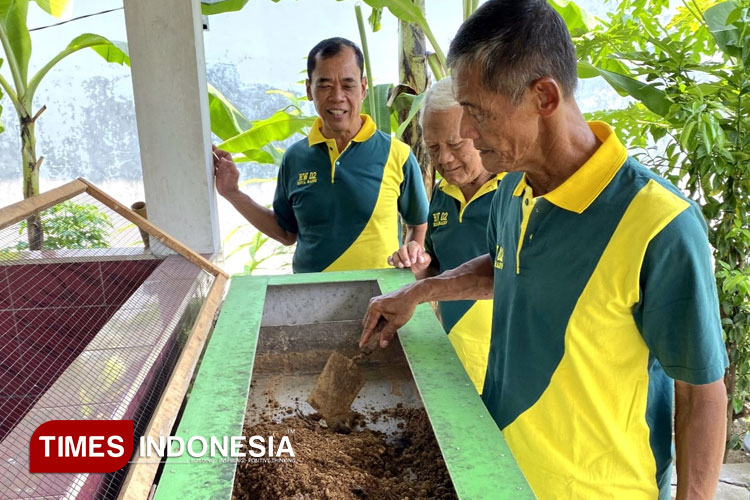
top-left (21, 114), bottom-right (44, 250)
top-left (398, 0), bottom-right (433, 201)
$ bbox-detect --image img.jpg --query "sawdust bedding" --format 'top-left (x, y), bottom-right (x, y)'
top-left (232, 407), bottom-right (458, 500)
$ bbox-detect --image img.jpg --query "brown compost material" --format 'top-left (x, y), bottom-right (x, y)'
top-left (232, 407), bottom-right (458, 500)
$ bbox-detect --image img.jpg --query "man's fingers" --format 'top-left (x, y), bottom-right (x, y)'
top-left (413, 252), bottom-right (430, 269)
top-left (212, 146), bottom-right (233, 163)
top-left (378, 322), bottom-right (398, 348)
top-left (212, 149), bottom-right (230, 173)
top-left (397, 246), bottom-right (411, 268)
top-left (359, 330), bottom-right (371, 349)
top-left (360, 308), bottom-right (383, 348)
top-left (407, 244), bottom-right (421, 265)
top-left (389, 250), bottom-right (405, 269)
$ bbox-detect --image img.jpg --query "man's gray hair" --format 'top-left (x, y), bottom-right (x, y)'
top-left (447, 0), bottom-right (578, 104)
top-left (420, 77), bottom-right (459, 125)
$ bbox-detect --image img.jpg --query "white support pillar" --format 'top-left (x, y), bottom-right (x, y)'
top-left (123, 0), bottom-right (220, 255)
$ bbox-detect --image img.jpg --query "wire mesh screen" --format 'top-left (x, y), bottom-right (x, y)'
top-left (0, 190), bottom-right (215, 500)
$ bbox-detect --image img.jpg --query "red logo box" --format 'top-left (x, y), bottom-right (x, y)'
top-left (30, 420), bottom-right (133, 473)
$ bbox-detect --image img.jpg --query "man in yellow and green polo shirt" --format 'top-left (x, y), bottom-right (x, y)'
top-left (389, 77), bottom-right (499, 394)
top-left (361, 1), bottom-right (728, 499)
top-left (214, 38), bottom-right (428, 273)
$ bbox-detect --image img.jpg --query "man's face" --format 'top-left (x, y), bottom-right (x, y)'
top-left (306, 47), bottom-right (367, 137)
top-left (453, 66), bottom-right (540, 174)
top-left (423, 106), bottom-right (485, 188)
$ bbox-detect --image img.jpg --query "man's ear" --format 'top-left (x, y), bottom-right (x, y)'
top-left (306, 79), bottom-right (313, 101)
top-left (361, 76), bottom-right (368, 99)
top-left (531, 77), bottom-right (562, 117)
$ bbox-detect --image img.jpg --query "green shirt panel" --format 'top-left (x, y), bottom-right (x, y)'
top-left (426, 180), bottom-right (496, 333)
top-left (636, 204), bottom-right (729, 490)
top-left (273, 130), bottom-right (428, 273)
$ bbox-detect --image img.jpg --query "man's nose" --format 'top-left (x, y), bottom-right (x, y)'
top-left (438, 145), bottom-right (455, 165)
top-left (330, 84), bottom-right (345, 101)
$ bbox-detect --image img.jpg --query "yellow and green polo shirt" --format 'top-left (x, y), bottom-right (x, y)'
top-left (273, 114), bottom-right (428, 273)
top-left (484, 122), bottom-right (728, 499)
top-left (425, 175), bottom-right (501, 393)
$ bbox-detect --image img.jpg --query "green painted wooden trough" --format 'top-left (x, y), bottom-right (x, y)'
top-left (152, 269), bottom-right (533, 500)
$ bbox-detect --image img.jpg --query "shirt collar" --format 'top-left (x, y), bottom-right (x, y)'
top-left (512, 121), bottom-right (627, 213)
top-left (439, 173), bottom-right (504, 204)
top-left (307, 114), bottom-right (377, 147)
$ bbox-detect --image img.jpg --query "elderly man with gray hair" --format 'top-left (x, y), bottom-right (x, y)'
top-left (361, 0), bottom-right (728, 498)
top-left (388, 77), bottom-right (500, 394)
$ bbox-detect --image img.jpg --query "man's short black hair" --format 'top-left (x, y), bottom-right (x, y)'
top-left (447, 0), bottom-right (578, 103)
top-left (307, 37), bottom-right (365, 81)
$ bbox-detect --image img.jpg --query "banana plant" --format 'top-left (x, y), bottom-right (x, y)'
top-left (362, 0), bottom-right (448, 79)
top-left (0, 0), bottom-right (129, 249)
top-left (200, 0), bottom-right (255, 15)
top-left (358, 0), bottom-right (601, 148)
top-left (207, 84), bottom-right (316, 164)
top-left (356, 0), bottom-right (484, 138)
top-left (351, 4), bottom-right (426, 140)
top-left (363, 0), bottom-right (597, 81)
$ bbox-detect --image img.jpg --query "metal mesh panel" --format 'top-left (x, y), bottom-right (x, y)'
top-left (0, 190), bottom-right (215, 500)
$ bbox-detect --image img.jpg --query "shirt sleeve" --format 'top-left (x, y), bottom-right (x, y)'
top-left (634, 204), bottom-right (728, 385)
top-left (398, 151), bottom-right (429, 226)
top-left (272, 156), bottom-right (298, 234)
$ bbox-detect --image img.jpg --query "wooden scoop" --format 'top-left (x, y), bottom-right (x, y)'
top-left (307, 320), bottom-right (385, 424)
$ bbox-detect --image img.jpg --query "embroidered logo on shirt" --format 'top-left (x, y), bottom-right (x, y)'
top-left (297, 171), bottom-right (318, 185)
top-left (432, 212), bottom-right (448, 227)
top-left (495, 246), bottom-right (504, 270)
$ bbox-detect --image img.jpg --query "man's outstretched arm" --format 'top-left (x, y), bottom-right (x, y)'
top-left (361, 253), bottom-right (494, 348)
top-left (213, 146), bottom-right (297, 246)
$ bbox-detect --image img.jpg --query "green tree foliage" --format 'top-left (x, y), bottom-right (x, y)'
top-left (17, 201), bottom-right (112, 250)
top-left (223, 226), bottom-right (292, 275)
top-left (577, 0), bottom-right (750, 454)
top-left (355, 0), bottom-right (594, 135)
top-left (208, 85), bottom-right (315, 165)
top-left (0, 0), bottom-right (128, 249)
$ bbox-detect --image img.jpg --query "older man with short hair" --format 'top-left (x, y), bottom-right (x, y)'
top-left (360, 1), bottom-right (728, 498)
top-left (389, 77), bottom-right (499, 394)
top-left (214, 37), bottom-right (428, 273)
